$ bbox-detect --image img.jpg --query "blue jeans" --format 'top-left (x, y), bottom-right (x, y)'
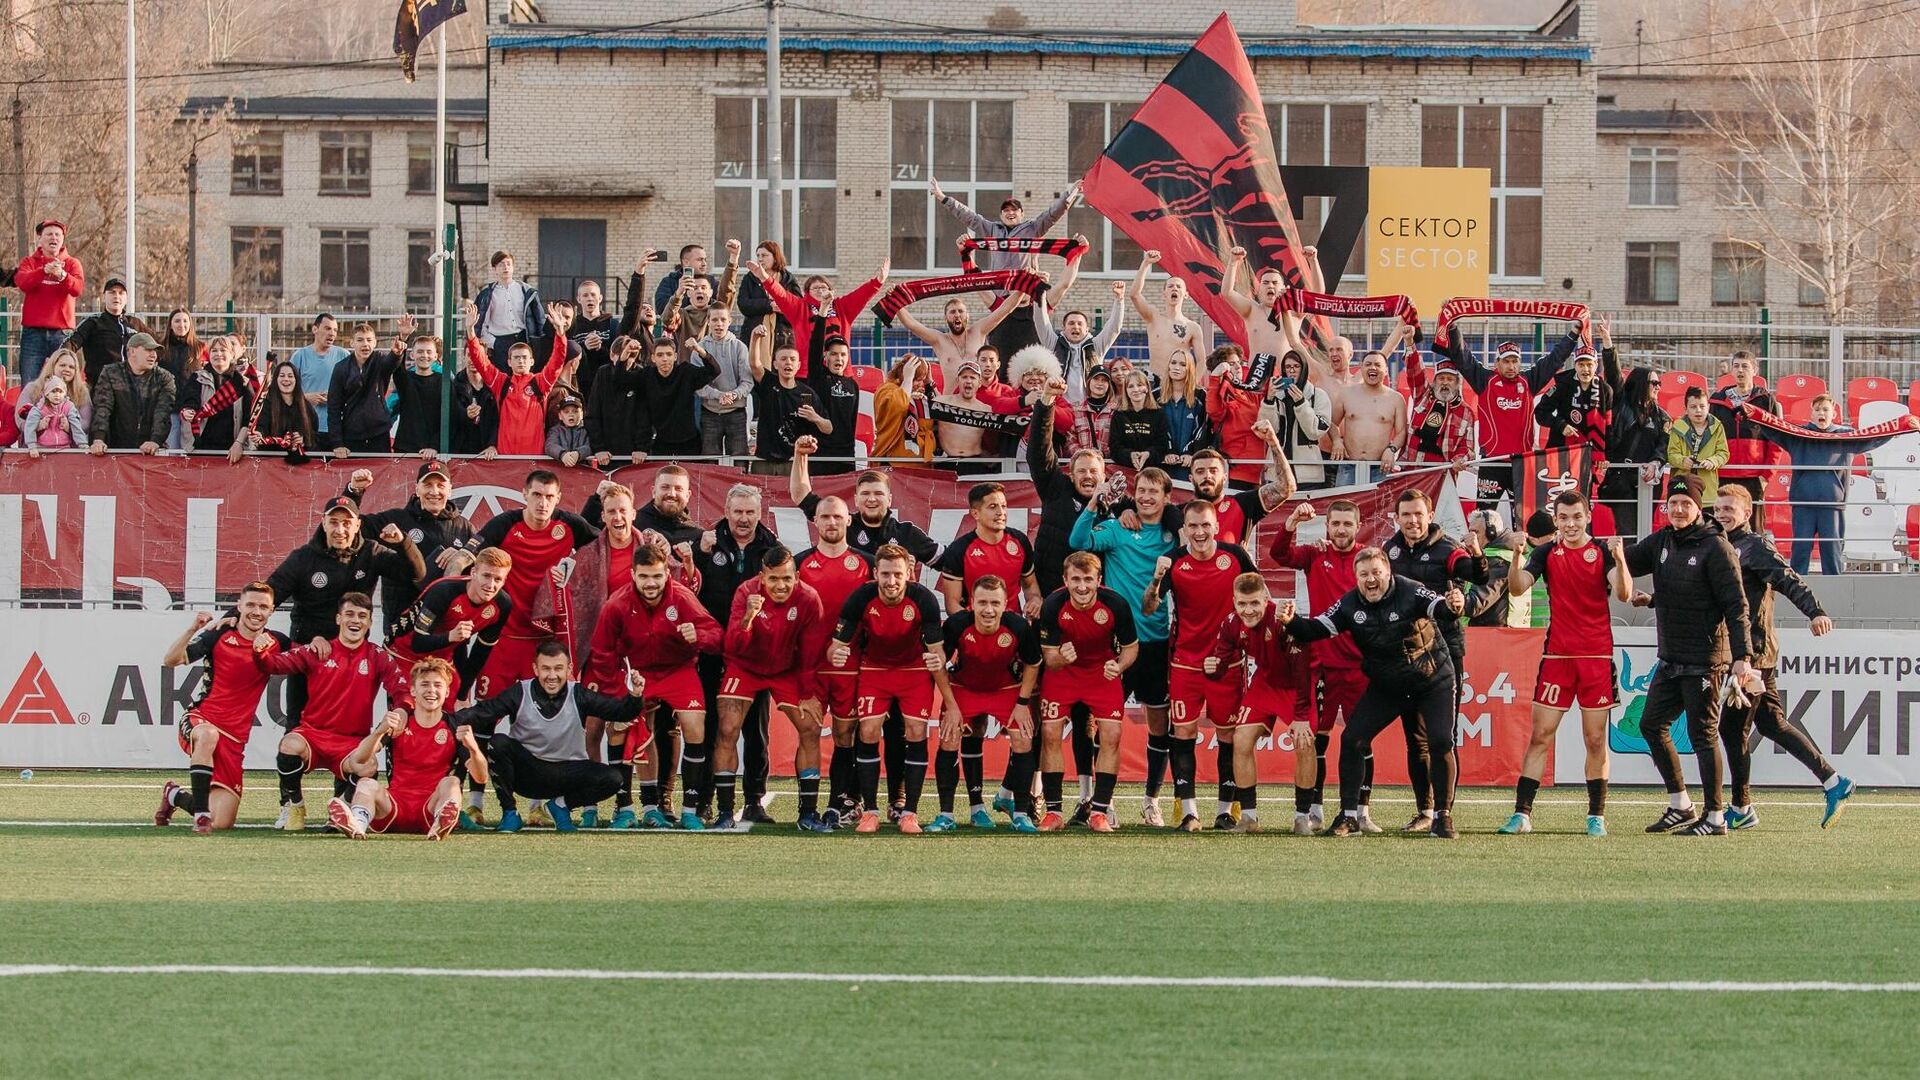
top-left (18, 326), bottom-right (66, 384)
top-left (1790, 503), bottom-right (1843, 575)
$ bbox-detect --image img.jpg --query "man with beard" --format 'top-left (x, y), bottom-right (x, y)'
top-left (1034, 282), bottom-right (1126, 401)
top-left (1329, 349), bottom-right (1409, 487)
top-left (1398, 355), bottom-right (1480, 472)
top-left (1180, 443), bottom-right (1295, 549)
top-left (1029, 375), bottom-right (1107, 595)
top-left (796, 496), bottom-right (876, 829)
top-left (694, 484), bottom-right (786, 823)
top-left (789, 443), bottom-right (941, 562)
top-left (896, 294), bottom-right (1022, 390)
top-left (341, 460), bottom-right (476, 635)
top-left (929, 180), bottom-right (1079, 361)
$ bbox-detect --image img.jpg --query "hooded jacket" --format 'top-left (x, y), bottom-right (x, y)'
top-left (1724, 523), bottom-right (1824, 670)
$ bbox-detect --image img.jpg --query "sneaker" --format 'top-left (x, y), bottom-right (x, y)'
top-left (1401, 812), bottom-right (1434, 833)
top-left (427, 799), bottom-right (461, 840)
top-left (678, 810), bottom-right (706, 832)
top-left (1726, 806), bottom-right (1758, 831)
top-left (925, 814), bottom-right (958, 833)
top-left (991, 793), bottom-right (1017, 818)
top-left (1497, 812), bottom-right (1532, 835)
top-left (1088, 811), bottom-right (1115, 833)
top-left (496, 809), bottom-right (524, 833)
top-left (274, 803), bottom-right (307, 831)
top-left (1308, 807), bottom-right (1326, 832)
top-left (1212, 813), bottom-right (1236, 831)
top-left (1429, 812), bottom-right (1457, 839)
top-left (855, 811), bottom-right (881, 834)
top-left (1645, 806), bottom-right (1698, 833)
top-left (1586, 815), bottom-right (1608, 837)
top-left (711, 814), bottom-right (739, 832)
top-left (611, 808), bottom-right (640, 830)
top-left (1673, 816), bottom-right (1728, 836)
top-left (525, 802), bottom-right (552, 829)
top-left (1356, 811), bottom-right (1384, 835)
top-left (821, 808), bottom-right (843, 831)
top-left (1037, 810), bottom-right (1066, 832)
top-left (635, 807), bottom-right (669, 829)
top-left (547, 800), bottom-right (577, 833)
top-left (1822, 776), bottom-right (1856, 829)
top-left (1229, 815), bottom-right (1260, 834)
top-left (155, 781), bottom-right (182, 827)
top-left (1324, 814), bottom-right (1363, 838)
top-left (1008, 813), bottom-right (1039, 833)
top-left (326, 797), bottom-right (363, 839)
top-left (796, 812), bottom-right (833, 834)
top-left (743, 804), bottom-right (777, 825)
top-left (1069, 800), bottom-right (1093, 828)
top-left (1178, 814), bottom-right (1202, 833)
top-left (886, 802), bottom-right (904, 824)
top-left (577, 806), bottom-right (600, 830)
top-left (463, 802), bottom-right (491, 828)
top-left (897, 812), bottom-right (924, 834)
top-left (456, 810), bottom-right (488, 833)
top-left (192, 812), bottom-right (213, 835)
top-left (968, 809), bottom-right (996, 830)
top-left (1292, 813), bottom-right (1313, 836)
top-left (1141, 799), bottom-right (1166, 828)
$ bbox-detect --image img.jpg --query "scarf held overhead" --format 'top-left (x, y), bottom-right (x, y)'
top-left (873, 270), bottom-right (1050, 326)
top-left (1275, 289), bottom-right (1420, 331)
top-left (1433, 298), bottom-right (1589, 348)
top-left (957, 235), bottom-right (1090, 274)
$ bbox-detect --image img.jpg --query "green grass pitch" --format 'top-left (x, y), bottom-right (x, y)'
top-left (0, 772), bottom-right (1915, 1079)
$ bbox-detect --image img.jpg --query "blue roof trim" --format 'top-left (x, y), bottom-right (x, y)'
top-left (491, 32), bottom-right (1591, 62)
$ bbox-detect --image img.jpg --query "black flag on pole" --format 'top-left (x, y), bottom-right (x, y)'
top-left (394, 0), bottom-right (467, 82)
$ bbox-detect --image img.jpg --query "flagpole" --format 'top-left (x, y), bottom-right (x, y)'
top-left (124, 0), bottom-right (137, 311)
top-left (433, 28), bottom-right (446, 331)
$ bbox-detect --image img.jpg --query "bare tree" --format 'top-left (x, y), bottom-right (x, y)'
top-left (202, 0), bottom-right (277, 62)
top-left (1701, 0), bottom-right (1920, 319)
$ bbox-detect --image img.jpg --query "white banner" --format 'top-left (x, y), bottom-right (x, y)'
top-left (1556, 627), bottom-right (1920, 787)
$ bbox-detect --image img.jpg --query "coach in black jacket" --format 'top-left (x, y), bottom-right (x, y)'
top-left (1028, 385), bottom-right (1106, 595)
top-left (341, 460), bottom-right (476, 636)
top-left (1620, 473), bottom-right (1756, 836)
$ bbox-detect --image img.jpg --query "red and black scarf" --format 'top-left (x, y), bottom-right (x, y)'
top-left (1274, 289), bottom-right (1419, 331)
top-left (957, 235), bottom-right (1090, 274)
top-left (873, 270), bottom-right (1050, 326)
top-left (1432, 298), bottom-right (1588, 348)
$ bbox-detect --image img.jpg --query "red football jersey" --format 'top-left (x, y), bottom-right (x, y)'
top-left (836, 582), bottom-right (944, 669)
top-left (1183, 489), bottom-right (1267, 547)
top-left (255, 637), bottom-right (412, 739)
top-left (934, 528), bottom-right (1034, 599)
top-left (470, 510), bottom-right (596, 635)
top-left (1160, 542), bottom-right (1255, 666)
top-left (1269, 530), bottom-right (1363, 670)
top-left (1037, 587), bottom-right (1138, 668)
top-left (723, 578), bottom-right (826, 678)
top-left (394, 577), bottom-right (512, 663)
top-left (799, 546), bottom-right (875, 631)
top-left (1211, 602), bottom-right (1303, 695)
top-left (944, 611), bottom-right (1040, 693)
top-left (388, 714), bottom-right (459, 798)
top-left (1526, 539), bottom-right (1617, 658)
top-left (184, 626), bottom-right (290, 733)
top-left (586, 580), bottom-right (723, 688)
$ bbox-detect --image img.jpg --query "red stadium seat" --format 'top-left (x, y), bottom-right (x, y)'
top-left (1908, 379), bottom-right (1920, 417)
top-left (1764, 468), bottom-right (1794, 554)
top-left (1847, 377), bottom-right (1900, 425)
top-left (854, 412), bottom-right (875, 450)
top-left (1714, 372), bottom-right (1768, 391)
top-left (1783, 396), bottom-right (1815, 424)
top-left (849, 365), bottom-right (884, 393)
top-left (1773, 374), bottom-right (1825, 409)
top-left (927, 365), bottom-right (945, 392)
top-left (1659, 370), bottom-right (1708, 416)
top-left (1907, 506), bottom-right (1920, 561)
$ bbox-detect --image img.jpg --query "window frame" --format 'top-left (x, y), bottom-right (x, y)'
top-left (1421, 104), bottom-right (1544, 283)
top-left (1627, 146), bottom-right (1681, 209)
top-left (1716, 158), bottom-right (1766, 209)
top-left (318, 227), bottom-right (373, 310)
top-left (712, 95), bottom-right (839, 273)
top-left (1625, 241), bottom-right (1681, 307)
top-left (407, 131), bottom-right (437, 196)
top-left (318, 130), bottom-right (372, 197)
top-left (228, 225), bottom-right (284, 304)
top-left (888, 97), bottom-right (1016, 274)
top-left (406, 229), bottom-right (435, 309)
top-left (230, 130), bottom-right (284, 197)
top-left (1711, 241), bottom-right (1766, 307)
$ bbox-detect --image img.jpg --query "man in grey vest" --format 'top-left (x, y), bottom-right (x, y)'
top-left (453, 640), bottom-right (644, 833)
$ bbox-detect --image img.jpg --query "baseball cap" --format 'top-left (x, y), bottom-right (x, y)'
top-left (1574, 346), bottom-right (1599, 362)
top-left (126, 332), bottom-right (159, 350)
top-left (1000, 197), bottom-right (1022, 212)
top-left (102, 276), bottom-right (127, 292)
top-left (34, 219), bottom-right (66, 234)
top-left (416, 459), bottom-right (451, 482)
top-left (956, 359), bottom-right (984, 375)
top-left (1494, 341), bottom-right (1522, 360)
top-left (1086, 364), bottom-right (1111, 382)
top-left (322, 495), bottom-right (361, 519)
top-left (559, 394), bottom-right (584, 410)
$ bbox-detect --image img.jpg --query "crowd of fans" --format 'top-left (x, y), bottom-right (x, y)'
top-left (0, 204), bottom-right (1895, 571)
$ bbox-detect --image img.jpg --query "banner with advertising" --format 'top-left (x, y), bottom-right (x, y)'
top-left (1366, 166), bottom-right (1492, 317)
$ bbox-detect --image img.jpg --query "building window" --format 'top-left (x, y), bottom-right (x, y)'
top-left (1711, 242), bottom-right (1765, 306)
top-left (1627, 146), bottom-right (1680, 208)
top-left (318, 130), bottom-right (372, 196)
top-left (1065, 101), bottom-right (1142, 274)
top-left (1717, 159), bottom-right (1766, 208)
top-left (1269, 102), bottom-right (1369, 278)
top-left (1625, 242), bottom-right (1680, 306)
top-left (713, 97), bottom-right (838, 271)
top-left (1422, 104), bottom-right (1542, 280)
top-left (230, 131), bottom-right (283, 196)
top-left (406, 230), bottom-right (435, 309)
top-left (228, 226), bottom-right (283, 304)
top-left (407, 132), bottom-right (437, 195)
top-left (890, 98), bottom-right (1014, 272)
top-left (318, 228), bottom-right (371, 309)
top-left (1798, 243), bottom-right (1828, 307)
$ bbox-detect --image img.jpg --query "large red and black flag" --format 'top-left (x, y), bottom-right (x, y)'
top-left (1514, 444), bottom-right (1593, 534)
top-left (1080, 15), bottom-right (1310, 350)
top-left (394, 0), bottom-right (467, 82)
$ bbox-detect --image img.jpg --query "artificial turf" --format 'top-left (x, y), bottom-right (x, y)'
top-left (0, 772), bottom-right (1914, 1079)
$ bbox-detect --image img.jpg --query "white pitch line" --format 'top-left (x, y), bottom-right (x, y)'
top-left (0, 963), bottom-right (1913, 993)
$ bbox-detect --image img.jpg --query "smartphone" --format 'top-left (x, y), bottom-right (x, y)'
top-left (647, 251), bottom-right (669, 262)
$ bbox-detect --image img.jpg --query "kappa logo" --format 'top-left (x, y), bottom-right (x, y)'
top-left (0, 654), bottom-right (78, 725)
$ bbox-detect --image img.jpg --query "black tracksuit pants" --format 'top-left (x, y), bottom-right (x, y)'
top-left (1722, 667), bottom-right (1834, 806)
top-left (1342, 672), bottom-right (1457, 815)
top-left (487, 735), bottom-right (623, 813)
top-left (1639, 663), bottom-right (1727, 812)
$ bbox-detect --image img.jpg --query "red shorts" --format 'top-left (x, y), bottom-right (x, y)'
top-left (719, 667), bottom-right (804, 711)
top-left (1169, 663), bottom-right (1242, 727)
top-left (370, 785), bottom-right (449, 835)
top-left (1312, 663), bottom-right (1367, 734)
top-left (473, 633), bottom-right (543, 701)
top-left (297, 726), bottom-right (367, 780)
top-left (817, 672), bottom-right (859, 719)
top-left (1229, 685), bottom-right (1299, 733)
top-left (952, 684), bottom-right (1019, 736)
top-left (634, 666), bottom-right (706, 714)
top-left (855, 667), bottom-right (939, 722)
top-left (1535, 656), bottom-right (1616, 710)
top-left (177, 713), bottom-right (248, 795)
top-left (1039, 666), bottom-right (1126, 723)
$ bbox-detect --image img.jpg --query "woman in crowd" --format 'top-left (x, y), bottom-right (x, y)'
top-left (1158, 348), bottom-right (1208, 481)
top-left (1600, 365), bottom-right (1669, 536)
top-left (737, 240), bottom-right (800, 344)
top-left (872, 353), bottom-right (934, 462)
top-left (249, 359), bottom-right (320, 454)
top-left (182, 335), bottom-right (255, 462)
top-left (16, 347), bottom-right (92, 435)
top-left (1108, 370), bottom-right (1170, 473)
top-left (1266, 350), bottom-right (1331, 490)
top-left (155, 309), bottom-right (206, 448)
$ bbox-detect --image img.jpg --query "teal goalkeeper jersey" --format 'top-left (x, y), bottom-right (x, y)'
top-left (1068, 505), bottom-right (1175, 643)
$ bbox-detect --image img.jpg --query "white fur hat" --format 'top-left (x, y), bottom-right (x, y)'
top-left (1006, 345), bottom-right (1062, 384)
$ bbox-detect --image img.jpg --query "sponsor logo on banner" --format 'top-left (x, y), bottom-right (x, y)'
top-left (0, 654), bottom-right (77, 725)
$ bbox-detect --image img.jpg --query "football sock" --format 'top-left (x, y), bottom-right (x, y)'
top-left (1406, 737), bottom-right (1431, 813)
top-left (1144, 731), bottom-right (1169, 799)
top-left (1587, 778), bottom-right (1608, 817)
top-left (466, 785), bottom-right (485, 809)
top-left (275, 753), bottom-right (304, 806)
top-left (961, 734), bottom-right (985, 809)
top-left (1022, 747), bottom-right (1042, 816)
top-left (1359, 751), bottom-right (1374, 807)
top-left (1311, 732), bottom-right (1331, 809)
top-left (1216, 741), bottom-right (1236, 809)
top-left (714, 773), bottom-right (737, 818)
top-left (1078, 774), bottom-right (1094, 803)
top-left (797, 768), bottom-right (821, 817)
top-left (679, 750), bottom-right (707, 812)
top-left (638, 780), bottom-right (660, 811)
top-left (350, 804), bottom-right (372, 827)
top-left (1092, 772), bottom-right (1117, 814)
top-left (827, 744), bottom-right (851, 813)
top-left (1822, 772), bottom-right (1842, 790)
top-left (884, 716), bottom-right (907, 808)
top-left (1180, 799), bottom-right (1198, 819)
top-left (1515, 776), bottom-right (1541, 815)
top-left (1042, 771), bottom-right (1064, 813)
top-left (1669, 791), bottom-right (1692, 811)
top-left (902, 741), bottom-right (928, 814)
top-left (856, 740), bottom-right (882, 812)
top-left (1071, 723), bottom-right (1095, 785)
top-left (935, 748), bottom-right (960, 815)
top-left (1240, 784), bottom-right (1258, 811)
top-left (1295, 786), bottom-right (1313, 814)
top-left (613, 761), bottom-right (634, 809)
top-left (169, 779), bottom-right (196, 813)
top-left (1430, 750), bottom-right (1456, 814)
top-left (188, 764), bottom-right (213, 815)
top-left (1169, 737), bottom-right (1197, 801)
top-left (1002, 751), bottom-right (1036, 812)
top-left (332, 776), bottom-right (353, 801)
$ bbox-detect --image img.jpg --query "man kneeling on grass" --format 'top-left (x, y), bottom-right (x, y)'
top-left (328, 657), bottom-right (488, 840)
top-left (452, 640), bottom-right (646, 832)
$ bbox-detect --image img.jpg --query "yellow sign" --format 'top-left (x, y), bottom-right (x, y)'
top-left (1367, 166), bottom-right (1491, 316)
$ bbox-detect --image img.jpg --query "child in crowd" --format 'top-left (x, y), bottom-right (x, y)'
top-left (1666, 385), bottom-right (1729, 502)
top-left (24, 374), bottom-right (87, 454)
top-left (545, 393), bottom-right (592, 467)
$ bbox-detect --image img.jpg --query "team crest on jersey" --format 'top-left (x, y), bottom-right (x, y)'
top-left (309, 572), bottom-right (328, 588)
top-left (550, 524), bottom-right (567, 540)
top-left (481, 605), bottom-right (496, 621)
top-left (997, 631), bottom-right (1012, 648)
top-left (844, 555), bottom-right (861, 571)
top-left (357, 659), bottom-right (369, 675)
top-left (408, 528), bottom-right (425, 544)
top-left (1660, 549), bottom-right (1669, 563)
top-left (714, 552), bottom-right (730, 566)
top-left (666, 606), bottom-right (678, 622)
top-left (1353, 611), bottom-right (1368, 624)
top-left (1584, 548), bottom-right (1598, 563)
top-left (1387, 544), bottom-right (1401, 558)
top-left (855, 528), bottom-right (874, 546)
top-left (901, 606), bottom-right (914, 622)
top-left (1004, 539), bottom-right (1020, 557)
top-left (434, 728), bottom-right (448, 744)
top-left (1688, 556), bottom-right (1698, 566)
top-left (1093, 608), bottom-right (1109, 625)
top-left (785, 607), bottom-right (797, 621)
top-left (1214, 554), bottom-right (1232, 571)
